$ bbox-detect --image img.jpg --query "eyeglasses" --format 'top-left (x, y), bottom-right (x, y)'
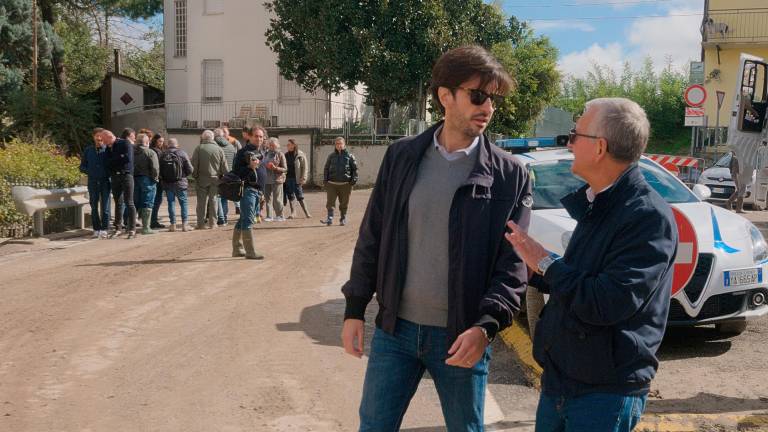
top-left (454, 87), bottom-right (504, 106)
top-left (568, 128), bottom-right (601, 144)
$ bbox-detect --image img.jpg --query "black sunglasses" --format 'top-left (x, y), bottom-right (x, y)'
top-left (454, 86), bottom-right (505, 106)
top-left (568, 128), bottom-right (601, 144)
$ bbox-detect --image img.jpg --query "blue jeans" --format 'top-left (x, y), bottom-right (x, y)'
top-left (151, 182), bottom-right (164, 224)
top-left (359, 319), bottom-right (490, 432)
top-left (235, 187), bottom-right (260, 230)
top-left (535, 392), bottom-right (647, 432)
top-left (135, 176), bottom-right (157, 209)
top-left (88, 178), bottom-right (111, 231)
top-left (166, 187), bottom-right (189, 224)
top-left (217, 196), bottom-right (233, 223)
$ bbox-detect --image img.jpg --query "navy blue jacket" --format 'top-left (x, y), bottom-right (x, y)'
top-left (80, 145), bottom-right (110, 180)
top-left (108, 138), bottom-right (134, 175)
top-left (531, 165), bottom-right (677, 397)
top-left (342, 121), bottom-right (532, 344)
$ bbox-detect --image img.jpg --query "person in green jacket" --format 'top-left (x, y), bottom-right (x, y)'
top-left (133, 133), bottom-right (160, 235)
top-left (191, 130), bottom-right (229, 229)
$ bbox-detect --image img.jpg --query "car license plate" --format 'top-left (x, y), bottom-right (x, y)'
top-left (712, 187), bottom-right (726, 193)
top-left (724, 268), bottom-right (763, 287)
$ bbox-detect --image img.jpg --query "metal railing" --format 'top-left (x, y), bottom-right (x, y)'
top-left (704, 9), bottom-right (768, 44)
top-left (165, 98), bottom-right (358, 130)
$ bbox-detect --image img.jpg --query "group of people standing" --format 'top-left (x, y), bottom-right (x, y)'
top-left (79, 124), bottom-right (359, 258)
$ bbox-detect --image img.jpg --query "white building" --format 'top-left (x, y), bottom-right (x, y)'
top-left (163, 0), bottom-right (364, 131)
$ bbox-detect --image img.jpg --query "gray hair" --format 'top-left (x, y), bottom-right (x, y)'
top-left (136, 133), bottom-right (149, 146)
top-left (267, 137), bottom-right (280, 147)
top-left (585, 97), bottom-right (650, 163)
top-left (168, 138), bottom-right (179, 148)
top-left (213, 128), bottom-right (225, 137)
top-left (201, 130), bottom-right (215, 141)
top-left (335, 136), bottom-right (345, 144)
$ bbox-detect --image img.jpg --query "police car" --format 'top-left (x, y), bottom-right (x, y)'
top-left (517, 148), bottom-right (768, 337)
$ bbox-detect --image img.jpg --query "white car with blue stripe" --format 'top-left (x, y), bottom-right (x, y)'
top-left (516, 148), bottom-right (768, 336)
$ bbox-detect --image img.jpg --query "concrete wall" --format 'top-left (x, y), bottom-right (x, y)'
top-left (166, 129), bottom-right (388, 187)
top-left (110, 108), bottom-right (167, 137)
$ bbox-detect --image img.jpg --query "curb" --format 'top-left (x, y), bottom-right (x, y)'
top-left (498, 320), bottom-right (768, 431)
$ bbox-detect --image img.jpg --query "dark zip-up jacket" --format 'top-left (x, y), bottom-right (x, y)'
top-left (234, 142), bottom-right (266, 191)
top-left (531, 165), bottom-right (677, 397)
top-left (324, 149), bottom-right (358, 184)
top-left (80, 145), bottom-right (110, 179)
top-left (108, 138), bottom-right (134, 175)
top-left (342, 122), bottom-right (532, 344)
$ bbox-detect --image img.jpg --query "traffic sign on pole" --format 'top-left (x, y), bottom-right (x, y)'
top-left (717, 90), bottom-right (726, 109)
top-left (684, 84), bottom-right (707, 107)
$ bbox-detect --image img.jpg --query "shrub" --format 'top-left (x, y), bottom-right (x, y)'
top-left (0, 137), bottom-right (81, 226)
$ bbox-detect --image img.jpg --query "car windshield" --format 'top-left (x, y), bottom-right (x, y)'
top-left (528, 159), bottom-right (699, 209)
top-left (714, 152), bottom-right (732, 168)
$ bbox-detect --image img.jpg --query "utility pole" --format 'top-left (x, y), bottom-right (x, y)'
top-left (31, 0), bottom-right (38, 142)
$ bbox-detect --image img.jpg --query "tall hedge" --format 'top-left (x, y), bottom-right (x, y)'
top-left (0, 138), bottom-right (81, 226)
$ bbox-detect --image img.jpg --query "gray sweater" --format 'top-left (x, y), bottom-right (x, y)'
top-left (397, 142), bottom-right (477, 327)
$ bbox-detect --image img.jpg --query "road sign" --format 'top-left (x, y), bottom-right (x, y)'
top-left (690, 61), bottom-right (705, 84)
top-left (684, 115), bottom-right (707, 127)
top-left (671, 207), bottom-right (699, 297)
top-left (686, 107), bottom-right (705, 116)
top-left (717, 90), bottom-right (726, 109)
top-left (684, 84), bottom-right (707, 107)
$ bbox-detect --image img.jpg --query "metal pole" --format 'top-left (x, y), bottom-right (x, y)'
top-left (690, 126), bottom-right (695, 157)
top-left (715, 106), bottom-right (721, 163)
top-left (31, 0), bottom-right (38, 142)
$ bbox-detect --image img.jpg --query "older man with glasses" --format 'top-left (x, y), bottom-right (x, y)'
top-left (506, 98), bottom-right (678, 432)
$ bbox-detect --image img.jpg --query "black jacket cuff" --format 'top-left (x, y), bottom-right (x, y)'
top-left (344, 295), bottom-right (369, 321)
top-left (474, 314), bottom-right (500, 341)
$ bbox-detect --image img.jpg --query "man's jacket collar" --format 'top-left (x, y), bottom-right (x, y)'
top-left (407, 121), bottom-right (495, 193)
top-left (561, 164), bottom-right (642, 221)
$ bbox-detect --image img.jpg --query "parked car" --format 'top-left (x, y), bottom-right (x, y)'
top-left (517, 148), bottom-right (768, 338)
top-left (696, 152), bottom-right (758, 208)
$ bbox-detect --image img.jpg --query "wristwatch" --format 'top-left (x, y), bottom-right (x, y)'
top-left (537, 253), bottom-right (560, 275)
top-left (478, 326), bottom-right (493, 344)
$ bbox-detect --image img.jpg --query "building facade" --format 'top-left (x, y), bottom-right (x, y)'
top-left (163, 0), bottom-right (363, 131)
top-left (701, 0), bottom-right (768, 123)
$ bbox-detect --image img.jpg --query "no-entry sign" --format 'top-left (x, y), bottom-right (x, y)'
top-left (684, 84), bottom-right (707, 107)
top-left (671, 207), bottom-right (699, 296)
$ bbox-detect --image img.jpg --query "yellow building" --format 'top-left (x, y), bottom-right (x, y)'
top-left (702, 0), bottom-right (768, 125)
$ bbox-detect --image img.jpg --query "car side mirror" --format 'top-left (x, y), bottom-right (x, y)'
top-left (692, 184), bottom-right (712, 200)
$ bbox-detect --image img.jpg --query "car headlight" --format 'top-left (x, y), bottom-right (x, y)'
top-left (749, 224), bottom-right (768, 263)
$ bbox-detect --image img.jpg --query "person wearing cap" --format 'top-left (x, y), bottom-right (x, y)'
top-left (232, 151), bottom-right (264, 260)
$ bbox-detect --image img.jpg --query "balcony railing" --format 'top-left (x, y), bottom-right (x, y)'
top-left (165, 98), bottom-right (358, 130)
top-left (704, 9), bottom-right (768, 44)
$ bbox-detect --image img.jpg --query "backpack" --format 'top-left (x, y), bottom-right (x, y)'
top-left (218, 171), bottom-right (245, 201)
top-left (160, 151), bottom-right (183, 183)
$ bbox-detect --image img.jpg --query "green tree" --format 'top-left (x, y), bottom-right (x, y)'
top-left (555, 58), bottom-right (689, 153)
top-left (489, 25), bottom-right (560, 136)
top-left (264, 0), bottom-right (515, 119)
top-left (57, 16), bottom-right (111, 94)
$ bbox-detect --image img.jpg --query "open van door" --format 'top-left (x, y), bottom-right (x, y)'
top-left (729, 54), bottom-right (768, 209)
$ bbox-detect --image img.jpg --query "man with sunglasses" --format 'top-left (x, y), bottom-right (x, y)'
top-left (506, 98), bottom-right (677, 432)
top-left (341, 45), bottom-right (532, 431)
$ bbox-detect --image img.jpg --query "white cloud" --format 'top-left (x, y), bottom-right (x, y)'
top-left (557, 4), bottom-right (703, 78)
top-left (532, 20), bottom-right (596, 33)
top-left (558, 43), bottom-right (625, 78)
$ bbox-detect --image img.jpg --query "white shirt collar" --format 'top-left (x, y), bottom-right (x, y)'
top-left (586, 184), bottom-right (613, 203)
top-left (433, 125), bottom-right (479, 161)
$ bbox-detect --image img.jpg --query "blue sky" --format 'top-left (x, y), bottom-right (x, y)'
top-left (502, 0), bottom-right (705, 78)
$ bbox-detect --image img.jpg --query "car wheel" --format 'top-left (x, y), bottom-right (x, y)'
top-left (526, 285), bottom-right (546, 342)
top-left (715, 320), bottom-right (748, 335)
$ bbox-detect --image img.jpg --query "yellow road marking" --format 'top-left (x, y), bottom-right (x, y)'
top-left (499, 320), bottom-right (768, 431)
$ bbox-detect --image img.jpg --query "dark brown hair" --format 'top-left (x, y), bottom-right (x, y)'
top-left (430, 45), bottom-right (515, 114)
